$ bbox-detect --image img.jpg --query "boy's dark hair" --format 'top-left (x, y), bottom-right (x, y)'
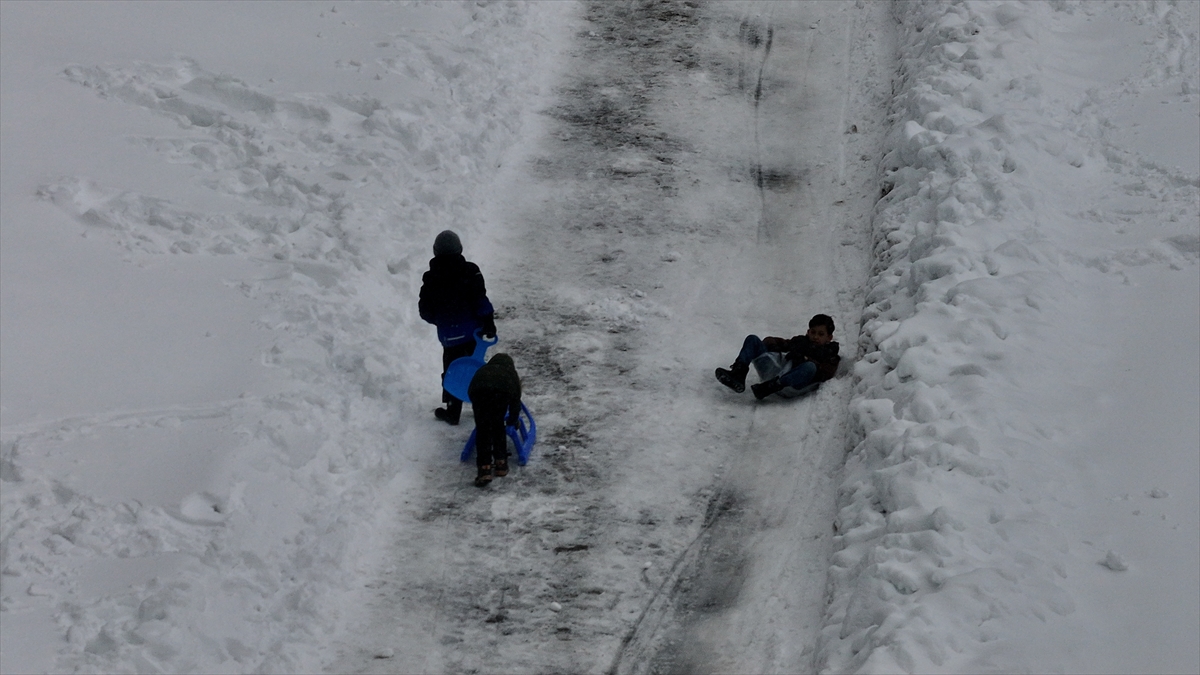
top-left (809, 314), bottom-right (835, 333)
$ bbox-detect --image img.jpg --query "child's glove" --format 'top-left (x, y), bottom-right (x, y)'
top-left (506, 413), bottom-right (519, 428)
top-left (480, 314), bottom-right (497, 339)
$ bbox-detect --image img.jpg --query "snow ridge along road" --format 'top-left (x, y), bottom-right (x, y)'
top-left (330, 1), bottom-right (894, 673)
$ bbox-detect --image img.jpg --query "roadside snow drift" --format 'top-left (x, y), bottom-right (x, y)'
top-left (818, 2), bottom-right (1198, 673)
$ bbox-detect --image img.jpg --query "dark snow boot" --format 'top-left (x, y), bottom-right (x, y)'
top-left (715, 363), bottom-right (749, 393)
top-left (751, 377), bottom-right (785, 400)
top-left (474, 465), bottom-right (493, 487)
top-left (434, 401), bottom-right (461, 425)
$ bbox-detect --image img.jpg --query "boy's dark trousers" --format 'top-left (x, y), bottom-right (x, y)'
top-left (471, 392), bottom-right (510, 468)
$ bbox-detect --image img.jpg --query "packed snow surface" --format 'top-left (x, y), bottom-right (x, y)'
top-left (1, 1), bottom-right (1196, 674)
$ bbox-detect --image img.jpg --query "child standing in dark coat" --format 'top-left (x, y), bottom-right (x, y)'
top-left (467, 353), bottom-right (522, 487)
top-left (419, 230), bottom-right (497, 425)
top-left (715, 314), bottom-right (841, 400)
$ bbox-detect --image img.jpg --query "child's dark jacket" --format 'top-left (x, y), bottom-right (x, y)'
top-left (761, 335), bottom-right (841, 382)
top-left (468, 354), bottom-right (522, 423)
top-left (419, 253), bottom-right (495, 347)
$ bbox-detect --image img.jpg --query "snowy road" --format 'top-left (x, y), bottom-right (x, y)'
top-left (328, 2), bottom-right (894, 672)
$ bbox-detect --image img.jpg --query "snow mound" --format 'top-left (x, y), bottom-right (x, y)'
top-left (818, 1), bottom-right (1198, 672)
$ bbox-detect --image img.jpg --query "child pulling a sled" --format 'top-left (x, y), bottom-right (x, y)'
top-left (418, 230), bottom-right (497, 426)
top-left (715, 313), bottom-right (841, 400)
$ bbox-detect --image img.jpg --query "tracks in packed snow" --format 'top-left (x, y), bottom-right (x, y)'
top-left (744, 4), bottom-right (777, 244)
top-left (329, 2), bottom-right (894, 673)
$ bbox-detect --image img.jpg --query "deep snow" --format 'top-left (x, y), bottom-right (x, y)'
top-left (1, 1), bottom-right (1196, 674)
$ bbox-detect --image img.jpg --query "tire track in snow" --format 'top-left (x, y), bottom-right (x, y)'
top-left (744, 4), bottom-right (777, 245)
top-left (604, 455), bottom-right (745, 675)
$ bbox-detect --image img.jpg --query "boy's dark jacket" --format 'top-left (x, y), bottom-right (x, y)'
top-left (419, 253), bottom-right (495, 347)
top-left (468, 354), bottom-right (522, 423)
top-left (761, 335), bottom-right (841, 382)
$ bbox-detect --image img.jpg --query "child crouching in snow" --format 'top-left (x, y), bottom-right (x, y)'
top-left (715, 314), bottom-right (841, 400)
top-left (467, 353), bottom-right (522, 487)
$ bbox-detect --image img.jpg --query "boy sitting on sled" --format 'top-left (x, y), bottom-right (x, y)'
top-left (715, 313), bottom-right (841, 400)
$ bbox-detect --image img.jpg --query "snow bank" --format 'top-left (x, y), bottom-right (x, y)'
top-left (818, 1), bottom-right (1198, 672)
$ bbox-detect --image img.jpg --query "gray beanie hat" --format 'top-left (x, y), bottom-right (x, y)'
top-left (433, 230), bottom-right (462, 257)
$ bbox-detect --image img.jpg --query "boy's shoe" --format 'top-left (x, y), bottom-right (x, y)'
top-left (715, 365), bottom-right (747, 393)
top-left (751, 378), bottom-right (784, 400)
top-left (494, 457), bottom-right (509, 477)
top-left (434, 407), bottom-right (460, 425)
top-left (475, 465), bottom-right (493, 487)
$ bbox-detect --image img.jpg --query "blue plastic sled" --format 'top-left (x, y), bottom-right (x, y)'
top-left (442, 330), bottom-right (537, 465)
top-left (751, 352), bottom-right (821, 399)
top-left (442, 331), bottom-right (498, 403)
top-left (460, 402), bottom-right (537, 466)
